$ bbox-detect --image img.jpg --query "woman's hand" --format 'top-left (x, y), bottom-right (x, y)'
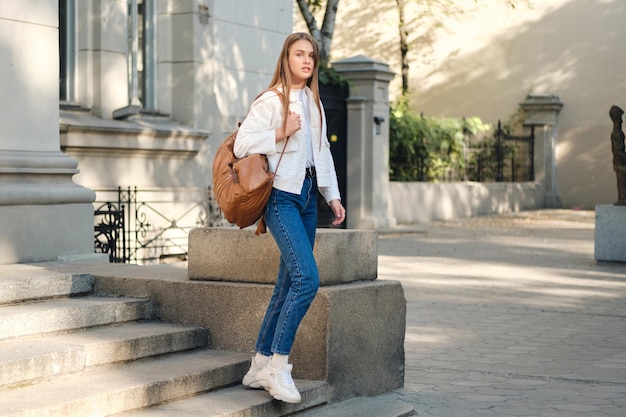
top-left (284, 110), bottom-right (301, 138)
top-left (277, 111), bottom-right (301, 141)
top-left (329, 199), bottom-right (346, 226)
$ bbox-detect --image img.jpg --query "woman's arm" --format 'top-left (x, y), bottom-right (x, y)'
top-left (234, 94), bottom-right (280, 158)
top-left (234, 93), bottom-right (302, 158)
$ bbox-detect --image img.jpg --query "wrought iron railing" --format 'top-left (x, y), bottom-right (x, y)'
top-left (94, 202), bottom-right (126, 263)
top-left (467, 122), bottom-right (535, 183)
top-left (94, 186), bottom-right (224, 264)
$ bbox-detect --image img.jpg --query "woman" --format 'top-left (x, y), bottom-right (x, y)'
top-left (233, 32), bottom-right (346, 403)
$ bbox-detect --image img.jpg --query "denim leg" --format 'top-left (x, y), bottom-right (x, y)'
top-left (255, 177), bottom-right (318, 356)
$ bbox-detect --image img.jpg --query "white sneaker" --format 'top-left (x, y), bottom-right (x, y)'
top-left (242, 356), bottom-right (264, 389)
top-left (256, 362), bottom-right (302, 403)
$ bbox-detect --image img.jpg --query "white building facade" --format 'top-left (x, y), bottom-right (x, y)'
top-left (1, 0), bottom-right (293, 264)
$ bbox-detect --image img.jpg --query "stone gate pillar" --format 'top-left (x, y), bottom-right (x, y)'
top-left (521, 94), bottom-right (564, 208)
top-left (333, 55), bottom-right (397, 229)
top-left (0, 2), bottom-right (97, 263)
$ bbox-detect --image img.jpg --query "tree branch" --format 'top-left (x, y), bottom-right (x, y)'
top-left (296, 0), bottom-right (323, 46)
top-left (319, 0), bottom-right (339, 64)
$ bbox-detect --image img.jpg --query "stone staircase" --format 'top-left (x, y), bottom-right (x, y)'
top-left (0, 227), bottom-right (416, 417)
top-left (0, 268), bottom-right (330, 417)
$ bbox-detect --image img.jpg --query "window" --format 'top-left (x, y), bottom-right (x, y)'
top-left (59, 0), bottom-right (76, 103)
top-left (115, 0), bottom-right (157, 118)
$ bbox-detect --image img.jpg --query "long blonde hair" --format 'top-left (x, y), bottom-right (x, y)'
top-left (268, 32), bottom-right (323, 142)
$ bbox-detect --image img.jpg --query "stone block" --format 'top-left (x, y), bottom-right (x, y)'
top-left (187, 228), bottom-right (378, 285)
top-left (294, 280), bottom-right (406, 400)
top-left (594, 205), bottom-right (626, 262)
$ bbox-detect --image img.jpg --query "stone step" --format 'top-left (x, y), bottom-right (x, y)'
top-left (0, 349), bottom-right (251, 417)
top-left (0, 296), bottom-right (151, 340)
top-left (115, 380), bottom-right (329, 417)
top-left (0, 321), bottom-right (208, 387)
top-left (293, 392), bottom-right (417, 417)
top-left (0, 266), bottom-right (93, 305)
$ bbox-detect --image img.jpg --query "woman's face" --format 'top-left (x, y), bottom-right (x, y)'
top-left (288, 39), bottom-right (315, 88)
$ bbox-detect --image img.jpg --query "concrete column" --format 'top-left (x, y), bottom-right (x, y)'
top-left (0, 2), bottom-right (98, 264)
top-left (521, 94), bottom-right (564, 208)
top-left (334, 55), bottom-right (397, 229)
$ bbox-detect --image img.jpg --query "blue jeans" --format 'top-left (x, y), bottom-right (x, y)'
top-left (255, 176), bottom-right (319, 356)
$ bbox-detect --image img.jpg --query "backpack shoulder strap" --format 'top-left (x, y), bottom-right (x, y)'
top-left (268, 88), bottom-right (290, 174)
top-left (243, 87), bottom-right (290, 174)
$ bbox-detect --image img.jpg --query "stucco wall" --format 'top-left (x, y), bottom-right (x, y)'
top-left (297, 0), bottom-right (623, 209)
top-left (390, 181), bottom-right (541, 224)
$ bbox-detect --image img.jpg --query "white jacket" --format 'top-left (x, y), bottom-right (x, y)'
top-left (234, 87), bottom-right (341, 203)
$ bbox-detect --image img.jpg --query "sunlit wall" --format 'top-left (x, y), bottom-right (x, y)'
top-left (297, 0), bottom-right (625, 209)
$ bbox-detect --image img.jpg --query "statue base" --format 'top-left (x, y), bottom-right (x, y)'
top-left (594, 204), bottom-right (626, 262)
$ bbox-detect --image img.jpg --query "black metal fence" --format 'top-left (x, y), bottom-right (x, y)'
top-left (94, 187), bottom-right (223, 264)
top-left (467, 122), bottom-right (535, 183)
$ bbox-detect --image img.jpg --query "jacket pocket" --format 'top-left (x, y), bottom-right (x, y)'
top-left (273, 137), bottom-right (299, 178)
top-left (277, 137), bottom-right (299, 154)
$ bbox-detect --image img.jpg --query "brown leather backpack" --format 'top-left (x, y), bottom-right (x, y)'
top-left (212, 90), bottom-right (288, 235)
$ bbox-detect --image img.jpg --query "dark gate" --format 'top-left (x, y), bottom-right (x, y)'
top-left (318, 81), bottom-right (348, 228)
top-left (467, 121), bottom-right (535, 183)
top-left (494, 121), bottom-right (535, 182)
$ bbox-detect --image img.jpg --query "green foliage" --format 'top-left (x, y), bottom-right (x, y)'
top-left (306, 0), bottom-right (324, 12)
top-left (389, 96), bottom-right (491, 181)
top-left (318, 64), bottom-right (351, 86)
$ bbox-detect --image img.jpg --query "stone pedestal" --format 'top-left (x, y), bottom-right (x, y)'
top-left (594, 205), bottom-right (626, 262)
top-left (334, 56), bottom-right (397, 230)
top-left (521, 94), bottom-right (564, 208)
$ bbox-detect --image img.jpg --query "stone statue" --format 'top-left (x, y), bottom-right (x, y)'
top-left (609, 105), bottom-right (626, 205)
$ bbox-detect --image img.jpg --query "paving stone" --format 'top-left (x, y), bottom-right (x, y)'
top-left (377, 210), bottom-right (626, 417)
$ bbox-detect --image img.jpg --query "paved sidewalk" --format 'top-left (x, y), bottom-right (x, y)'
top-left (377, 209), bottom-right (626, 417)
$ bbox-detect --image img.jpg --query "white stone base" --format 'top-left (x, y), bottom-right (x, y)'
top-left (594, 204), bottom-right (626, 262)
top-left (0, 204), bottom-right (96, 264)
